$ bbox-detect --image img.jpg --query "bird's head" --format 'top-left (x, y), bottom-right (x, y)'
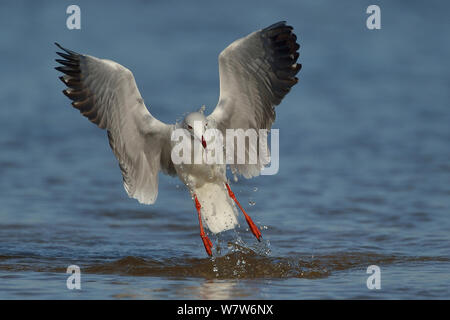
top-left (182, 112), bottom-right (208, 149)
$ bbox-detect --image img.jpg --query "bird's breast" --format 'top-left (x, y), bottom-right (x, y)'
top-left (175, 162), bottom-right (226, 190)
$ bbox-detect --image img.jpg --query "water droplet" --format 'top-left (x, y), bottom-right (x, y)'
top-left (249, 201), bottom-right (256, 206)
top-left (253, 187), bottom-right (258, 192)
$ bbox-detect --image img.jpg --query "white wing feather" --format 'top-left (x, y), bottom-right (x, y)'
top-left (208, 21), bottom-right (301, 178)
top-left (55, 43), bottom-right (175, 204)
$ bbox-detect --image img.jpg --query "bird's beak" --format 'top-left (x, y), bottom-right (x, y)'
top-left (201, 136), bottom-right (207, 149)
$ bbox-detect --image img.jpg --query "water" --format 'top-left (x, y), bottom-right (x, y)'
top-left (0, 0), bottom-right (449, 299)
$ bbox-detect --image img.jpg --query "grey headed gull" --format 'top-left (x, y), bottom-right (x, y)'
top-left (55, 21), bottom-right (301, 256)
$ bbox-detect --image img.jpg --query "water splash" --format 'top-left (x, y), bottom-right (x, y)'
top-left (198, 105), bottom-right (206, 114)
top-left (1, 252), bottom-right (447, 280)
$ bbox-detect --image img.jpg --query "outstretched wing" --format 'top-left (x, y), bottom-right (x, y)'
top-left (208, 21), bottom-right (301, 178)
top-left (55, 43), bottom-right (175, 204)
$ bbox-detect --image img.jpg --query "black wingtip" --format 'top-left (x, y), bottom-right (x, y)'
top-left (265, 21), bottom-right (288, 31)
top-left (54, 42), bottom-right (79, 56)
top-left (56, 51), bottom-right (78, 61)
top-left (55, 66), bottom-right (80, 76)
top-left (58, 76), bottom-right (67, 85)
top-left (54, 42), bottom-right (64, 51)
top-left (55, 58), bottom-right (77, 67)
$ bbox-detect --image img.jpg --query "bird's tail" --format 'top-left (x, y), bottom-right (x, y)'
top-left (194, 182), bottom-right (239, 234)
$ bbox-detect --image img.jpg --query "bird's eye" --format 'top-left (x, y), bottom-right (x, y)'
top-left (187, 125), bottom-right (192, 129)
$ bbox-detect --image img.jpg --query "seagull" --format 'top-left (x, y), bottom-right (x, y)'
top-left (55, 21), bottom-right (301, 256)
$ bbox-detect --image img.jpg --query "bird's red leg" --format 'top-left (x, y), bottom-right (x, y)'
top-left (225, 183), bottom-right (262, 241)
top-left (194, 194), bottom-right (213, 256)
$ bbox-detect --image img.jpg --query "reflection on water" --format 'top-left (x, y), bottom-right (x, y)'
top-left (193, 280), bottom-right (241, 300)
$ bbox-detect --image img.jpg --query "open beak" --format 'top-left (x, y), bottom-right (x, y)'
top-left (201, 136), bottom-right (207, 149)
